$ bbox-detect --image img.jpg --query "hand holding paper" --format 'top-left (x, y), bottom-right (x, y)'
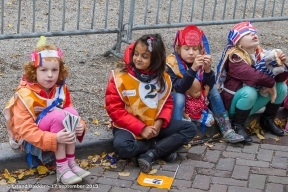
top-left (62, 112), bottom-right (81, 141)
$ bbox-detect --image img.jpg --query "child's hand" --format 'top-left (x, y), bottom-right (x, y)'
top-left (276, 49), bottom-right (286, 65)
top-left (75, 123), bottom-right (84, 136)
top-left (56, 129), bottom-right (76, 144)
top-left (192, 55), bottom-right (204, 71)
top-left (265, 85), bottom-right (277, 103)
top-left (203, 55), bottom-right (212, 73)
top-left (141, 126), bottom-right (157, 140)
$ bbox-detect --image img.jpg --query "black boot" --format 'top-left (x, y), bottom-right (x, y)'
top-left (138, 134), bottom-right (183, 173)
top-left (259, 102), bottom-right (284, 136)
top-left (232, 107), bottom-right (253, 143)
top-left (162, 152), bottom-right (177, 162)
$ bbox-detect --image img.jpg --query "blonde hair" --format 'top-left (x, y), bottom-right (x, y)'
top-left (23, 44), bottom-right (68, 84)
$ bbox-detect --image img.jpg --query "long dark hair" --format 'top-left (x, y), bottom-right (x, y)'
top-left (130, 34), bottom-right (166, 92)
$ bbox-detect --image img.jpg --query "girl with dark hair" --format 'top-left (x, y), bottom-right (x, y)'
top-left (105, 34), bottom-right (197, 173)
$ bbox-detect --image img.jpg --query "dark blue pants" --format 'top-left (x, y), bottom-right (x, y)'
top-left (112, 119), bottom-right (197, 159)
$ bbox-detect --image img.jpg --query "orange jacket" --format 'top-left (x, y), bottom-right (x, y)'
top-left (4, 77), bottom-right (86, 152)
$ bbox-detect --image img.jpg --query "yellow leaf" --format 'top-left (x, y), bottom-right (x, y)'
top-left (92, 155), bottom-right (100, 163)
top-left (249, 119), bottom-right (257, 128)
top-left (255, 129), bottom-right (265, 140)
top-left (204, 142), bottom-right (214, 148)
top-left (110, 164), bottom-right (117, 169)
top-left (37, 166), bottom-right (49, 175)
top-left (83, 50), bottom-right (87, 53)
top-left (94, 132), bottom-right (101, 136)
top-left (87, 156), bottom-right (93, 160)
top-left (0, 74), bottom-right (2, 76)
top-left (0, 179), bottom-right (7, 185)
top-left (148, 168), bottom-right (157, 175)
top-left (274, 137), bottom-right (280, 142)
top-left (183, 144), bottom-right (191, 149)
top-left (118, 172), bottom-right (130, 176)
top-left (80, 160), bottom-right (89, 168)
top-left (18, 172), bottom-right (25, 179)
top-left (93, 119), bottom-right (99, 124)
top-left (24, 169), bottom-right (36, 176)
top-left (83, 6), bottom-right (89, 9)
top-left (36, 24), bottom-right (40, 27)
top-left (7, 176), bottom-right (16, 184)
top-left (101, 152), bottom-right (107, 158)
top-left (7, 24), bottom-right (13, 28)
top-left (103, 121), bottom-right (110, 125)
top-left (12, 53), bottom-right (19, 58)
top-left (102, 162), bottom-right (111, 167)
top-left (285, 40), bottom-right (288, 43)
top-left (3, 169), bottom-right (11, 178)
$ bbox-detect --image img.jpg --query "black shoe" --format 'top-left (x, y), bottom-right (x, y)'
top-left (233, 124), bottom-right (253, 143)
top-left (232, 107), bottom-right (253, 144)
top-left (138, 151), bottom-right (154, 173)
top-left (162, 152), bottom-right (177, 162)
top-left (260, 116), bottom-right (284, 136)
top-left (259, 102), bottom-right (284, 136)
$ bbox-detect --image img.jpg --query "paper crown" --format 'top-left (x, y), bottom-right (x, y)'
top-left (30, 49), bottom-right (63, 67)
top-left (228, 21), bottom-right (257, 46)
top-left (175, 25), bottom-right (204, 47)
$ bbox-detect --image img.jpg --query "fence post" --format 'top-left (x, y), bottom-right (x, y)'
top-left (103, 0), bottom-right (125, 57)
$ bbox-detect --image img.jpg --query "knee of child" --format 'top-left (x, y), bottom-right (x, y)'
top-left (113, 140), bottom-right (138, 159)
top-left (64, 107), bottom-right (79, 116)
top-left (242, 86), bottom-right (258, 102)
top-left (49, 110), bottom-right (66, 126)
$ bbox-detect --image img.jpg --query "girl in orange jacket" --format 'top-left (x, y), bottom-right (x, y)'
top-left (3, 36), bottom-right (90, 185)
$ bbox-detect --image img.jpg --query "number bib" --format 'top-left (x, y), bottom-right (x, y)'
top-left (112, 70), bottom-right (171, 127)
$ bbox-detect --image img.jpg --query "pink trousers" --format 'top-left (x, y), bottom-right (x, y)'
top-left (38, 107), bottom-right (78, 133)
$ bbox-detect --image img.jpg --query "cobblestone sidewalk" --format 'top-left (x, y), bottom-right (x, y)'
top-left (1, 132), bottom-right (288, 192)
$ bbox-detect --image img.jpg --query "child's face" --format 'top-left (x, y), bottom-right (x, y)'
top-left (133, 42), bottom-right (151, 72)
top-left (238, 32), bottom-right (259, 53)
top-left (178, 45), bottom-right (201, 64)
top-left (36, 59), bottom-right (60, 93)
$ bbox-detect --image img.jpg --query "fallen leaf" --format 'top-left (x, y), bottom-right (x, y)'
top-left (148, 168), bottom-right (157, 175)
top-left (94, 132), bottom-right (101, 136)
top-left (93, 119), bottom-right (99, 124)
top-left (12, 54), bottom-right (19, 58)
top-left (87, 156), bottom-right (94, 160)
top-left (80, 160), bottom-right (89, 168)
top-left (101, 152), bottom-right (107, 158)
top-left (17, 172), bottom-right (25, 179)
top-left (83, 6), bottom-right (89, 9)
top-left (204, 142), bottom-right (214, 148)
top-left (274, 137), bottom-right (280, 142)
top-left (183, 144), bottom-right (191, 149)
top-left (110, 164), bottom-right (117, 169)
top-left (7, 24), bottom-right (13, 28)
top-left (118, 172), bottom-right (130, 176)
top-left (92, 155), bottom-right (100, 163)
top-left (103, 121), bottom-right (110, 125)
top-left (37, 166), bottom-right (49, 175)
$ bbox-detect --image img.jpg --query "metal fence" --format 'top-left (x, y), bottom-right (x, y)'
top-left (0, 0), bottom-right (287, 57)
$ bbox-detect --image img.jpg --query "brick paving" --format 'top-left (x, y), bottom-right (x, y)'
top-left (2, 134), bottom-right (288, 192)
